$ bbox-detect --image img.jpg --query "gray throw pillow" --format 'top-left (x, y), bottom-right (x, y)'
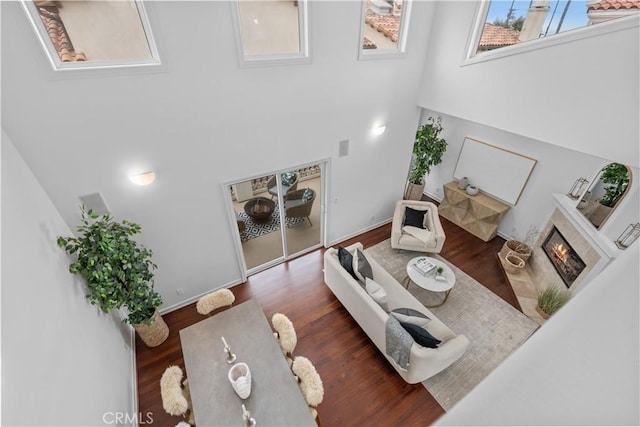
top-left (391, 308), bottom-right (431, 328)
top-left (353, 249), bottom-right (373, 283)
top-left (365, 278), bottom-right (389, 312)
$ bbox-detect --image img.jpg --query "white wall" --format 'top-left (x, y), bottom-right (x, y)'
top-left (1, 1), bottom-right (436, 308)
top-left (420, 110), bottom-right (640, 244)
top-left (435, 241), bottom-right (640, 426)
top-left (1, 132), bottom-right (136, 426)
top-left (418, 1), bottom-right (639, 168)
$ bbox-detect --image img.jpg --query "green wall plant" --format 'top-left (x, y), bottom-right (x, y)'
top-left (409, 116), bottom-right (447, 185)
top-left (57, 207), bottom-right (162, 325)
top-left (599, 163), bottom-right (629, 207)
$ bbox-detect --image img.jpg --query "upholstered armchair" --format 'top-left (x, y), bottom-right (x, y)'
top-left (391, 200), bottom-right (445, 253)
top-left (285, 188), bottom-right (315, 226)
top-left (267, 172), bottom-right (299, 200)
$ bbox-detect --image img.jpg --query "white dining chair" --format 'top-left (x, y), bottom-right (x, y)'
top-left (292, 356), bottom-right (324, 424)
top-left (272, 313), bottom-right (297, 366)
top-left (196, 288), bottom-right (235, 316)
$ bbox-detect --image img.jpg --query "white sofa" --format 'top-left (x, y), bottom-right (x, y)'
top-left (324, 242), bottom-right (469, 384)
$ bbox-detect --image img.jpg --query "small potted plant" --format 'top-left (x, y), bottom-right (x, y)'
top-left (405, 116), bottom-right (447, 200)
top-left (536, 284), bottom-right (570, 319)
top-left (435, 266), bottom-right (446, 281)
top-left (57, 207), bottom-right (168, 347)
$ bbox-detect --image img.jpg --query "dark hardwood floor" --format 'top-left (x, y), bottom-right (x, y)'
top-left (136, 200), bottom-right (517, 427)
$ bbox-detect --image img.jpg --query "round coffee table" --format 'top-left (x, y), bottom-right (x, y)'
top-left (404, 256), bottom-right (456, 307)
top-left (244, 197), bottom-right (275, 222)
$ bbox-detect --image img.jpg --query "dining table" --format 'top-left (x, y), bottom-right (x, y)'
top-left (179, 298), bottom-right (317, 426)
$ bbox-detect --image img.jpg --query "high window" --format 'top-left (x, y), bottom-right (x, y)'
top-left (468, 0), bottom-right (640, 60)
top-left (359, 0), bottom-right (412, 59)
top-left (232, 0), bottom-right (310, 66)
top-left (22, 0), bottom-right (160, 71)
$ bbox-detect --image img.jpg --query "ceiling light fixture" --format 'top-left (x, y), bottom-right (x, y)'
top-left (129, 171), bottom-right (156, 186)
top-left (372, 124), bottom-right (387, 136)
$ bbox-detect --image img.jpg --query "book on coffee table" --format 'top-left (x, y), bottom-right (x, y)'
top-left (412, 258), bottom-right (437, 276)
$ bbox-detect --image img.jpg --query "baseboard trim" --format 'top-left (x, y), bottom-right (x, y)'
top-left (327, 218), bottom-right (392, 247)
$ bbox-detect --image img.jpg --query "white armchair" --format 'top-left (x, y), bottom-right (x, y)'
top-left (391, 200), bottom-right (446, 253)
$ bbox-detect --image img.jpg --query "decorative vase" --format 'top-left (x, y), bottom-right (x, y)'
top-left (458, 177), bottom-right (469, 190)
top-left (228, 363), bottom-right (252, 399)
top-left (466, 185), bottom-right (479, 196)
top-left (133, 310), bottom-right (169, 347)
top-left (405, 182), bottom-right (425, 200)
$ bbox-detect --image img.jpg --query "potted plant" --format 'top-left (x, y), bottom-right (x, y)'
top-left (500, 226), bottom-right (539, 264)
top-left (405, 116), bottom-right (447, 200)
top-left (57, 207), bottom-right (168, 347)
top-left (536, 284), bottom-right (570, 319)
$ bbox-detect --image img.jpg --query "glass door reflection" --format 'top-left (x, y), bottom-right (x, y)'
top-left (283, 165), bottom-right (322, 256)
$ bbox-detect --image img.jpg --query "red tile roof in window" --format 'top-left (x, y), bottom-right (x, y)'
top-left (588, 0), bottom-right (640, 10)
top-left (479, 23), bottom-right (520, 49)
top-left (35, 1), bottom-right (86, 62)
top-left (365, 2), bottom-right (400, 44)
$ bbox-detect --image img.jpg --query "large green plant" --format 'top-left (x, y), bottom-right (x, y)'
top-left (599, 163), bottom-right (629, 207)
top-left (408, 116), bottom-right (447, 185)
top-left (57, 207), bottom-right (162, 325)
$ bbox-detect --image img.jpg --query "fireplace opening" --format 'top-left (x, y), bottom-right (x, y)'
top-left (542, 227), bottom-right (586, 288)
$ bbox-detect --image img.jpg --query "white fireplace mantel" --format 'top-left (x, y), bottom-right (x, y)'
top-left (552, 193), bottom-right (623, 260)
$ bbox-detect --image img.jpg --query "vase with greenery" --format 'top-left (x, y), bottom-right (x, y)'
top-left (536, 284), bottom-right (570, 319)
top-left (57, 207), bottom-right (168, 347)
top-left (405, 116), bottom-right (447, 200)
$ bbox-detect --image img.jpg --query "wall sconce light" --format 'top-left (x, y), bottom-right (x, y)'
top-left (128, 171), bottom-right (156, 186)
top-left (372, 124), bottom-right (386, 136)
top-left (614, 223), bottom-right (640, 249)
top-left (567, 177), bottom-right (589, 200)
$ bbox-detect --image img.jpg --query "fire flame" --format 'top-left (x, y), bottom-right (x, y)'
top-left (553, 243), bottom-right (568, 263)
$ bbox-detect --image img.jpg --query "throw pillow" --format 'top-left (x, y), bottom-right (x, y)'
top-left (402, 225), bottom-right (430, 243)
top-left (281, 172), bottom-right (296, 186)
top-left (302, 188), bottom-right (314, 202)
top-left (403, 207), bottom-right (427, 229)
top-left (400, 322), bottom-right (441, 348)
top-left (337, 247), bottom-right (359, 281)
top-left (365, 278), bottom-right (389, 312)
top-left (352, 249), bottom-right (373, 283)
top-left (391, 308), bottom-right (431, 328)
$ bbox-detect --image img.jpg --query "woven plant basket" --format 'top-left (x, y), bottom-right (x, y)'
top-left (134, 310), bottom-right (169, 348)
top-left (503, 251), bottom-right (525, 274)
top-left (500, 240), bottom-right (532, 263)
top-left (535, 304), bottom-right (551, 320)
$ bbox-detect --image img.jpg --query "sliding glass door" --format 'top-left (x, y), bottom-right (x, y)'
top-left (226, 162), bottom-right (325, 276)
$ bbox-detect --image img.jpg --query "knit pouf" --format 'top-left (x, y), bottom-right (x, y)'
top-left (134, 310), bottom-right (169, 347)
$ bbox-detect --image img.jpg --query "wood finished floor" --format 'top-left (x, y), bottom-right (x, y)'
top-left (136, 202), bottom-right (517, 427)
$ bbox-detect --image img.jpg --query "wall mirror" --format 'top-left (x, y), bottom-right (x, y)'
top-left (576, 163), bottom-right (631, 229)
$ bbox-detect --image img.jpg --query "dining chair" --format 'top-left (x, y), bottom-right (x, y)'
top-left (271, 313), bottom-right (297, 366)
top-left (292, 356), bottom-right (324, 424)
top-left (160, 365), bottom-right (194, 425)
top-left (196, 288), bottom-right (235, 316)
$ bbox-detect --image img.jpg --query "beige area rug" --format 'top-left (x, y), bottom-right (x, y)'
top-left (365, 240), bottom-right (539, 411)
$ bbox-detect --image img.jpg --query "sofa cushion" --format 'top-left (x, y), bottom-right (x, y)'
top-left (403, 207), bottom-right (427, 229)
top-left (391, 308), bottom-right (431, 328)
top-left (338, 247), bottom-right (359, 281)
top-left (365, 278), bottom-right (389, 312)
top-left (400, 322), bottom-right (441, 348)
top-left (302, 188), bottom-right (314, 202)
top-left (353, 249), bottom-right (373, 283)
top-left (281, 172), bottom-right (296, 186)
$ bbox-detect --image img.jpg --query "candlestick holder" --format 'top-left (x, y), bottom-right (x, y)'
top-left (615, 223), bottom-right (640, 249)
top-left (221, 336), bottom-right (236, 364)
top-left (567, 177), bottom-right (589, 200)
top-left (242, 404), bottom-right (256, 427)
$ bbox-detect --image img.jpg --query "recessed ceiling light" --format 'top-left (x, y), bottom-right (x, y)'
top-left (372, 124), bottom-right (387, 136)
top-left (129, 171), bottom-right (156, 186)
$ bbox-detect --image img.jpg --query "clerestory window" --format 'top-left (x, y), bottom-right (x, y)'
top-left (358, 0), bottom-right (412, 59)
top-left (22, 0), bottom-right (160, 71)
top-left (466, 0), bottom-right (640, 62)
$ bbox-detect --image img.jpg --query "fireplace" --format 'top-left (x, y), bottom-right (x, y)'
top-left (542, 226), bottom-right (587, 288)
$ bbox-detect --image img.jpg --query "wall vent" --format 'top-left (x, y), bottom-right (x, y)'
top-left (78, 192), bottom-right (110, 215)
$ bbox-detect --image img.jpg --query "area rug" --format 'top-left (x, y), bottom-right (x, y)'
top-left (365, 239), bottom-right (539, 411)
top-left (238, 204), bottom-right (304, 242)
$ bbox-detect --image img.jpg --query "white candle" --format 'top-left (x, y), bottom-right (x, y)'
top-left (221, 336), bottom-right (228, 348)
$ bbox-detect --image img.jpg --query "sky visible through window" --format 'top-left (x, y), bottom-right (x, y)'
top-left (487, 0), bottom-right (588, 37)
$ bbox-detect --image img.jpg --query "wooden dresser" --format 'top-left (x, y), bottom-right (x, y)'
top-left (438, 181), bottom-right (510, 242)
